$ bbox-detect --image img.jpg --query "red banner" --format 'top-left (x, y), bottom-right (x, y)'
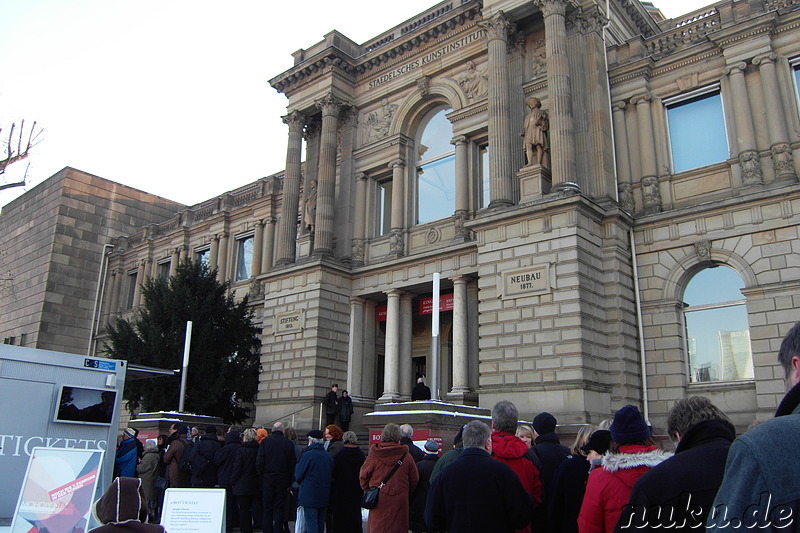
top-left (418, 293), bottom-right (453, 315)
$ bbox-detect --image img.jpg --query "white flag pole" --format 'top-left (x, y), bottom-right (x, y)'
top-left (431, 273), bottom-right (440, 401)
top-left (178, 321), bottom-right (192, 412)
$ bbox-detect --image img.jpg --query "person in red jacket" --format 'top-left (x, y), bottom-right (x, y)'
top-left (577, 405), bottom-right (671, 533)
top-left (491, 400), bottom-right (543, 533)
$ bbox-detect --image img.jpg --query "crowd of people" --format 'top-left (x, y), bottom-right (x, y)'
top-left (98, 323), bottom-right (800, 532)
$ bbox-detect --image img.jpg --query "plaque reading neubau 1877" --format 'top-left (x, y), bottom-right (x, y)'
top-left (503, 264), bottom-right (550, 298)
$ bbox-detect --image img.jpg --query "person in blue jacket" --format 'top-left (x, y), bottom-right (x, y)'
top-left (295, 429), bottom-right (334, 533)
top-left (115, 427), bottom-right (139, 478)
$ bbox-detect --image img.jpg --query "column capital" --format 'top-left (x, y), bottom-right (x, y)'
top-left (389, 159), bottom-right (406, 169)
top-left (450, 135), bottom-right (468, 146)
top-left (349, 295), bottom-right (366, 305)
top-left (263, 216), bottom-right (277, 225)
top-left (630, 93), bottom-right (651, 105)
top-left (752, 52), bottom-right (778, 67)
top-left (355, 172), bottom-right (368, 181)
top-left (317, 92), bottom-right (344, 117)
top-left (282, 110), bottom-right (306, 131)
top-left (216, 231), bottom-right (229, 239)
top-left (612, 101), bottom-right (627, 112)
top-left (400, 293), bottom-right (414, 303)
top-left (566, 4), bottom-right (607, 35)
top-left (723, 61), bottom-right (747, 77)
top-left (255, 219), bottom-right (266, 228)
top-left (479, 11), bottom-right (515, 41)
top-left (303, 119), bottom-right (320, 140)
top-left (535, 0), bottom-right (570, 18)
top-left (384, 288), bottom-right (404, 297)
top-left (450, 275), bottom-right (470, 284)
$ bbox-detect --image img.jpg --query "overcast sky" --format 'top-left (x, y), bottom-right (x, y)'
top-left (0, 0), bottom-right (714, 209)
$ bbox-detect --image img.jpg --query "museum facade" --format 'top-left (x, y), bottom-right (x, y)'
top-left (4, 0), bottom-right (800, 432)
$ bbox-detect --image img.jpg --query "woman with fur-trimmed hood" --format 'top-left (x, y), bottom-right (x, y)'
top-left (577, 406), bottom-right (671, 533)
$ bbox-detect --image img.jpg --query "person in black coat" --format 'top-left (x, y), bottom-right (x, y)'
top-left (231, 429), bottom-right (261, 533)
top-left (616, 396), bottom-right (736, 532)
top-left (330, 431), bottom-right (366, 533)
top-left (410, 439), bottom-right (440, 533)
top-left (191, 425), bottom-right (223, 488)
top-left (324, 384), bottom-right (339, 426)
top-left (256, 421), bottom-right (298, 533)
top-left (549, 425), bottom-right (600, 533)
top-left (338, 390), bottom-right (354, 431)
top-left (400, 424), bottom-right (425, 463)
top-left (411, 377), bottom-right (432, 401)
top-left (531, 412), bottom-right (571, 533)
top-left (215, 430), bottom-right (242, 533)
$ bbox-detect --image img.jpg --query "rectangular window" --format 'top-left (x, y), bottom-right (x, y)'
top-left (157, 261), bottom-right (170, 281)
top-left (234, 235), bottom-right (254, 281)
top-left (480, 145), bottom-right (490, 208)
top-left (195, 248), bottom-right (210, 267)
top-left (417, 154), bottom-right (456, 225)
top-left (665, 86), bottom-right (729, 173)
top-left (126, 271), bottom-right (138, 309)
top-left (378, 180), bottom-right (392, 236)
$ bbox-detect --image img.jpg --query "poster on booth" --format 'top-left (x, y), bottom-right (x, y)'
top-left (10, 446), bottom-right (104, 533)
top-left (161, 488), bottom-right (226, 532)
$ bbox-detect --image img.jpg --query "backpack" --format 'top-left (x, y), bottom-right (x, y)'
top-left (178, 440), bottom-right (195, 473)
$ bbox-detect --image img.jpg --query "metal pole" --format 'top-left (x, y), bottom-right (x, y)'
top-left (178, 321), bottom-right (193, 412)
top-left (431, 272), bottom-right (441, 400)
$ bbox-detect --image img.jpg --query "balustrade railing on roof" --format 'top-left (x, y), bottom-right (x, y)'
top-left (646, 8), bottom-right (720, 57)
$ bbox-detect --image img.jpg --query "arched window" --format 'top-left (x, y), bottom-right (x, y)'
top-left (416, 108), bottom-right (455, 224)
top-left (683, 266), bottom-right (753, 382)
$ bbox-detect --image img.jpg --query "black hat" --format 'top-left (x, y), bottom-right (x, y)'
top-left (307, 429), bottom-right (324, 439)
top-left (205, 425), bottom-right (217, 434)
top-left (610, 405), bottom-right (651, 444)
top-left (454, 425), bottom-right (465, 446)
top-left (532, 412), bottom-right (557, 435)
top-left (580, 430), bottom-right (612, 455)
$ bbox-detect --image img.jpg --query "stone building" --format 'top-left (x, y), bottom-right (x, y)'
top-left (5, 0), bottom-right (800, 433)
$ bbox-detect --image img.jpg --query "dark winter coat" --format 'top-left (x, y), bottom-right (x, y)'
top-left (424, 447), bottom-right (534, 533)
top-left (324, 390), bottom-right (339, 415)
top-left (190, 432), bottom-right (223, 487)
top-left (135, 450), bottom-right (160, 503)
top-left (360, 441), bottom-right (419, 533)
top-left (115, 437), bottom-right (139, 479)
top-left (339, 394), bottom-right (354, 423)
top-left (409, 453), bottom-right (438, 531)
top-left (331, 444), bottom-right (367, 533)
top-left (231, 440), bottom-right (261, 496)
top-left (256, 430), bottom-right (297, 489)
top-left (616, 419), bottom-right (735, 532)
top-left (327, 438), bottom-right (344, 457)
top-left (163, 434), bottom-right (191, 488)
top-left (89, 477), bottom-right (165, 533)
top-left (295, 441), bottom-right (334, 508)
top-left (411, 382), bottom-right (431, 401)
top-left (214, 431), bottom-right (242, 486)
top-left (401, 436), bottom-right (425, 463)
top-left (577, 445), bottom-right (671, 533)
top-left (429, 447), bottom-right (462, 484)
top-left (532, 432), bottom-right (571, 533)
top-left (550, 455), bottom-right (591, 533)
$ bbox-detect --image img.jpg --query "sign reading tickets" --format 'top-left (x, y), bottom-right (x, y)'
top-left (11, 447), bottom-right (104, 533)
top-left (503, 264), bottom-right (550, 298)
top-left (162, 488), bottom-right (226, 533)
top-left (274, 310), bottom-right (304, 335)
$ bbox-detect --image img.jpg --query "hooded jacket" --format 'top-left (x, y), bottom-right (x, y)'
top-left (492, 431), bottom-right (544, 533)
top-left (89, 477), bottom-right (165, 532)
top-left (360, 441), bottom-right (419, 533)
top-left (577, 445), bottom-right (671, 533)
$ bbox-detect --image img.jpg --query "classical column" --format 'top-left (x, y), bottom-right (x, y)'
top-left (480, 12), bottom-right (515, 207)
top-left (352, 172), bottom-right (368, 266)
top-left (275, 111), bottom-right (306, 265)
top-left (612, 102), bottom-right (634, 211)
top-left (217, 232), bottom-right (229, 280)
top-left (452, 136), bottom-right (470, 241)
top-left (169, 247), bottom-right (180, 277)
top-left (632, 94), bottom-right (661, 213)
top-left (363, 300), bottom-right (378, 399)
top-left (379, 289), bottom-right (402, 402)
top-left (538, 0), bottom-right (577, 191)
top-left (108, 268), bottom-right (121, 316)
top-left (313, 93), bottom-right (343, 257)
top-left (262, 216), bottom-right (276, 272)
top-left (388, 160), bottom-right (406, 258)
top-left (753, 53), bottom-right (796, 180)
top-left (467, 279), bottom-right (480, 390)
top-left (132, 262), bottom-right (145, 308)
top-left (252, 220), bottom-right (264, 276)
top-left (724, 62), bottom-right (762, 185)
top-left (347, 297), bottom-right (365, 399)
top-left (399, 293), bottom-right (414, 400)
top-left (450, 276), bottom-right (470, 394)
top-left (209, 235), bottom-right (219, 271)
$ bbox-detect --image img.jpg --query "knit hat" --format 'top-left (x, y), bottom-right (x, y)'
top-left (307, 429), bottom-right (324, 439)
top-left (205, 425), bottom-right (217, 434)
top-left (532, 412), bottom-right (557, 435)
top-left (610, 405), bottom-right (651, 444)
top-left (123, 427), bottom-right (136, 439)
top-left (580, 430), bottom-right (612, 455)
top-left (424, 439), bottom-right (439, 453)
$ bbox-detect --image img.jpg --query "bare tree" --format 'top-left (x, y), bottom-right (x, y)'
top-left (0, 120), bottom-right (43, 192)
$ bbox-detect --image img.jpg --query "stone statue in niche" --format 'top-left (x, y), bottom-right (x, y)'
top-left (364, 98), bottom-right (398, 144)
top-left (304, 180), bottom-right (317, 232)
top-left (457, 61), bottom-right (488, 100)
top-left (522, 97), bottom-right (549, 167)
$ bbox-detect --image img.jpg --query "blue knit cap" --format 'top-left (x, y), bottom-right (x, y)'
top-left (610, 405), bottom-right (650, 444)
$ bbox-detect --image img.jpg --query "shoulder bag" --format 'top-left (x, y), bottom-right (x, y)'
top-left (361, 452), bottom-right (406, 509)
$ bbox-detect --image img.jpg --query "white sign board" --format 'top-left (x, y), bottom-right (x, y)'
top-left (10, 447), bottom-right (104, 533)
top-left (502, 264), bottom-right (551, 298)
top-left (274, 310), bottom-right (305, 335)
top-left (162, 488), bottom-right (226, 532)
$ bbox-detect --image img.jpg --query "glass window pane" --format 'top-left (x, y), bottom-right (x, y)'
top-left (481, 145), bottom-right (490, 208)
top-left (157, 262), bottom-right (170, 281)
top-left (379, 181), bottom-right (392, 236)
top-left (683, 266), bottom-right (745, 306)
top-left (196, 249), bottom-right (209, 267)
top-left (686, 306), bottom-right (753, 382)
top-left (127, 272), bottom-right (137, 309)
top-left (417, 154), bottom-right (456, 224)
top-left (795, 66), bottom-right (800, 102)
top-left (419, 109), bottom-right (454, 160)
top-left (668, 93), bottom-right (728, 173)
top-left (235, 236), bottom-right (254, 281)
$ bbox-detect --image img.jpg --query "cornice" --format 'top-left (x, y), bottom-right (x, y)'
top-left (708, 13), bottom-right (778, 49)
top-left (608, 58), bottom-right (654, 87)
top-left (448, 100), bottom-right (488, 122)
top-left (650, 49), bottom-right (722, 77)
top-left (353, 133), bottom-right (414, 162)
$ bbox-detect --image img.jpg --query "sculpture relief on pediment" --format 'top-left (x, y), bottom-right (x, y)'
top-left (455, 60), bottom-right (488, 101)
top-left (363, 98), bottom-right (399, 144)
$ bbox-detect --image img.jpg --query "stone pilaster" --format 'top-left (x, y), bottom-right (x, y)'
top-left (252, 220), bottom-right (264, 276)
top-left (262, 217), bottom-right (276, 273)
top-left (389, 160), bottom-right (406, 258)
top-left (209, 235), bottom-right (219, 271)
top-left (275, 111), bottom-right (306, 265)
top-left (613, 101), bottom-right (634, 211)
top-left (169, 248), bottom-right (180, 277)
top-left (753, 53), bottom-right (796, 180)
top-left (632, 94), bottom-right (661, 213)
top-left (352, 172), bottom-right (368, 266)
top-left (363, 300), bottom-right (378, 399)
top-left (724, 62), bottom-right (762, 185)
top-left (108, 268), bottom-right (121, 316)
top-left (313, 93), bottom-right (343, 258)
top-left (132, 262), bottom-right (144, 308)
top-left (399, 293), bottom-right (414, 400)
top-left (347, 296), bottom-right (365, 399)
top-left (480, 12), bottom-right (515, 207)
top-left (450, 276), bottom-right (470, 394)
top-left (538, 0), bottom-right (578, 192)
top-left (217, 232), bottom-right (229, 281)
top-left (452, 135), bottom-right (470, 242)
top-left (379, 289), bottom-right (403, 402)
